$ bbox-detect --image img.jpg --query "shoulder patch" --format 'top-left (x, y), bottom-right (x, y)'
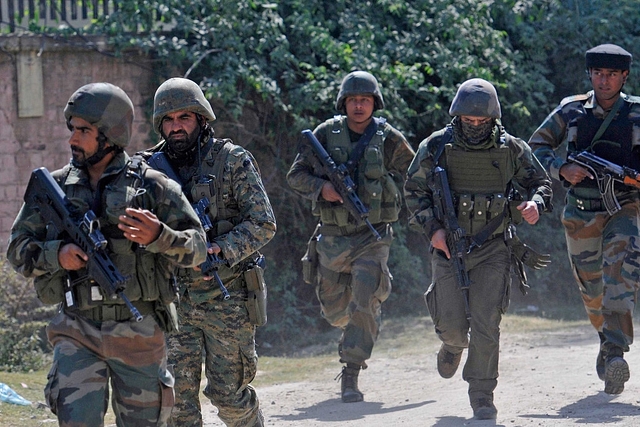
top-left (624, 94), bottom-right (640, 104)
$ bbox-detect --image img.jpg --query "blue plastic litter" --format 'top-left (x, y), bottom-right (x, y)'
top-left (0, 382), bottom-right (32, 406)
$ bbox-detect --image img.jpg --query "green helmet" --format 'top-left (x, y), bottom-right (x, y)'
top-left (335, 71), bottom-right (385, 113)
top-left (585, 44), bottom-right (632, 71)
top-left (153, 77), bottom-right (216, 134)
top-left (64, 82), bottom-right (134, 148)
top-left (448, 78), bottom-right (501, 119)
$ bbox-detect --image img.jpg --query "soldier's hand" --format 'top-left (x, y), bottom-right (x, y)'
top-left (560, 163), bottom-right (594, 185)
top-left (118, 208), bottom-right (162, 246)
top-left (194, 243), bottom-right (222, 281)
top-left (321, 182), bottom-right (343, 203)
top-left (517, 201), bottom-right (540, 225)
top-left (58, 243), bottom-right (88, 270)
top-left (431, 229), bottom-right (451, 259)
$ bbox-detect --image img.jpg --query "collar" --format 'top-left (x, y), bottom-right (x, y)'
top-left (64, 151), bottom-right (130, 186)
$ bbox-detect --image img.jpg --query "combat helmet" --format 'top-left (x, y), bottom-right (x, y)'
top-left (448, 78), bottom-right (502, 119)
top-left (64, 82), bottom-right (134, 148)
top-left (586, 44), bottom-right (632, 71)
top-left (153, 77), bottom-right (216, 134)
top-left (335, 71), bottom-right (385, 113)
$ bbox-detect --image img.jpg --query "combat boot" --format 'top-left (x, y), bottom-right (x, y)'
top-left (437, 344), bottom-right (462, 379)
top-left (471, 397), bottom-right (498, 420)
top-left (596, 333), bottom-right (606, 381)
top-left (338, 363), bottom-right (364, 403)
top-left (604, 347), bottom-right (630, 395)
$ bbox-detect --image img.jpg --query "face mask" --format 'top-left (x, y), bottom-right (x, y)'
top-left (461, 120), bottom-right (494, 145)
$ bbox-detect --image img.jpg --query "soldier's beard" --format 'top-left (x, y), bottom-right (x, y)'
top-left (71, 139), bottom-right (114, 168)
top-left (164, 128), bottom-right (201, 163)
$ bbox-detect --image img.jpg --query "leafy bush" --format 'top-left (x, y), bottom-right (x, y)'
top-left (0, 257), bottom-right (52, 372)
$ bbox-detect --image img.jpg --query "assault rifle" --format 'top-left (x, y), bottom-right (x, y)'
top-left (429, 166), bottom-right (472, 320)
top-left (192, 198), bottom-right (231, 300)
top-left (24, 167), bottom-right (143, 321)
top-left (301, 129), bottom-right (381, 240)
top-left (147, 152), bottom-right (231, 299)
top-left (568, 151), bottom-right (640, 215)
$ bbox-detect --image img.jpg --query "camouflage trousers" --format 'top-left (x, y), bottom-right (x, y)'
top-left (45, 311), bottom-right (174, 427)
top-left (562, 199), bottom-right (640, 351)
top-left (315, 224), bottom-right (393, 368)
top-left (167, 286), bottom-right (262, 427)
top-left (425, 237), bottom-right (511, 399)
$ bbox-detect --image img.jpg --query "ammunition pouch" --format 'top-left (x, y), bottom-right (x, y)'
top-left (243, 257), bottom-right (267, 327)
top-left (34, 270), bottom-right (66, 305)
top-left (152, 301), bottom-right (179, 333)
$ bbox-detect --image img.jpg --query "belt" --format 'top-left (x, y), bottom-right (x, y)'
top-left (319, 222), bottom-right (385, 237)
top-left (566, 193), bottom-right (604, 212)
top-left (66, 300), bottom-right (156, 322)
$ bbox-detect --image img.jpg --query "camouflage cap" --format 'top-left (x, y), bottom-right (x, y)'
top-left (335, 71), bottom-right (385, 113)
top-left (153, 77), bottom-right (216, 134)
top-left (449, 78), bottom-right (501, 119)
top-left (586, 44), bottom-right (632, 71)
top-left (64, 82), bottom-right (134, 148)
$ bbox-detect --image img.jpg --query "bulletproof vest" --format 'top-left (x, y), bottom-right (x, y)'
top-left (180, 138), bottom-right (241, 228)
top-left (570, 102), bottom-right (639, 191)
top-left (316, 115), bottom-right (401, 227)
top-left (441, 135), bottom-right (514, 237)
top-left (55, 160), bottom-right (175, 310)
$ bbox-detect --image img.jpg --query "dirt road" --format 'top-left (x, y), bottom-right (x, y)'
top-left (201, 317), bottom-right (640, 426)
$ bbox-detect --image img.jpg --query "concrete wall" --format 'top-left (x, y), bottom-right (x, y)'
top-left (0, 34), bottom-right (156, 247)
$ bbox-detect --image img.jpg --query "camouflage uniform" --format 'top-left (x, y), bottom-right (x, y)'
top-left (287, 71), bottom-right (415, 402)
top-left (143, 78), bottom-right (276, 427)
top-left (6, 83), bottom-right (207, 427)
top-left (529, 44), bottom-right (640, 394)
top-left (405, 78), bottom-right (552, 419)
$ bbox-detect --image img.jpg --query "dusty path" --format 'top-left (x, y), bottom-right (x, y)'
top-left (201, 317), bottom-right (640, 426)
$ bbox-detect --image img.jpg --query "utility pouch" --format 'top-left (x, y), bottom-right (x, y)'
top-left (244, 257), bottom-right (267, 326)
top-left (153, 302), bottom-right (179, 333)
top-left (34, 270), bottom-right (66, 305)
top-left (302, 224), bottom-right (321, 284)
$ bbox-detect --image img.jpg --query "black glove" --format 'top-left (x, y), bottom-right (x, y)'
top-left (510, 237), bottom-right (551, 270)
top-left (506, 227), bottom-right (551, 295)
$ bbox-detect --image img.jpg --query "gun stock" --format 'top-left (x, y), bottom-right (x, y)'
top-left (301, 129), bottom-right (381, 240)
top-left (24, 167), bottom-right (142, 321)
top-left (429, 166), bottom-right (472, 320)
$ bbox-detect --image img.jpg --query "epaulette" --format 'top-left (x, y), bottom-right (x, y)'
top-left (623, 94), bottom-right (640, 104)
top-left (559, 93), bottom-right (590, 108)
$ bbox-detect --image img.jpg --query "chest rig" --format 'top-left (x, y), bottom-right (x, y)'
top-left (55, 159), bottom-right (176, 313)
top-left (436, 128), bottom-right (515, 238)
top-left (317, 115), bottom-right (401, 227)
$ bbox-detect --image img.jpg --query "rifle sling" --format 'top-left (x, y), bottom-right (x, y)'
top-left (345, 118), bottom-right (381, 176)
top-left (589, 95), bottom-right (624, 148)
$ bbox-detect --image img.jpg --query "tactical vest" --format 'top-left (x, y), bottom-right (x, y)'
top-left (51, 159), bottom-right (176, 311)
top-left (440, 133), bottom-right (515, 237)
top-left (314, 116), bottom-right (401, 228)
top-left (172, 138), bottom-right (254, 288)
top-left (569, 101), bottom-right (639, 193)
